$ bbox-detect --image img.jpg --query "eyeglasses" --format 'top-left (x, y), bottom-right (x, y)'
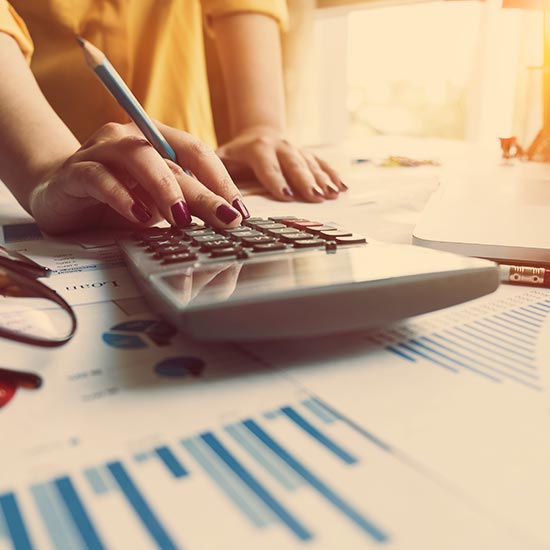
top-left (0, 246), bottom-right (77, 346)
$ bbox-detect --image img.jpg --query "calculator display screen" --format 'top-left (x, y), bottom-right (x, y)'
top-left (160, 252), bottom-right (351, 307)
top-left (158, 246), bottom-right (477, 309)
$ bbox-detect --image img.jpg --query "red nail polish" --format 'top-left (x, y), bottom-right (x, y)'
top-left (0, 380), bottom-right (16, 408)
top-left (232, 198), bottom-right (250, 219)
top-left (0, 367), bottom-right (42, 389)
top-left (171, 201), bottom-right (192, 227)
top-left (216, 204), bottom-right (240, 224)
top-left (131, 202), bottom-right (152, 223)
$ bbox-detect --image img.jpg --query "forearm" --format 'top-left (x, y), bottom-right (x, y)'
top-left (211, 13), bottom-right (286, 137)
top-left (0, 33), bottom-right (80, 211)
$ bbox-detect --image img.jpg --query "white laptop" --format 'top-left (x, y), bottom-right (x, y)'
top-left (413, 165), bottom-right (550, 264)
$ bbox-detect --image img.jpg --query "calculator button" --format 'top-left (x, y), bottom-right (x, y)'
top-left (268, 216), bottom-right (297, 222)
top-left (240, 235), bottom-right (276, 246)
top-left (244, 219), bottom-right (272, 229)
top-left (161, 252), bottom-right (197, 264)
top-left (210, 248), bottom-right (241, 258)
top-left (280, 232), bottom-right (312, 243)
top-left (133, 228), bottom-right (169, 240)
top-left (335, 235), bottom-right (367, 245)
top-left (306, 225), bottom-right (338, 235)
top-left (230, 230), bottom-right (264, 240)
top-left (200, 239), bottom-right (234, 251)
top-left (251, 242), bottom-right (287, 253)
top-left (266, 227), bottom-right (299, 237)
top-left (153, 245), bottom-right (191, 257)
top-left (142, 232), bottom-right (173, 243)
top-left (146, 239), bottom-right (174, 250)
top-left (325, 241), bottom-right (338, 253)
top-left (287, 220), bottom-right (324, 230)
top-left (319, 230), bottom-right (353, 240)
top-left (242, 217), bottom-right (265, 226)
top-left (223, 227), bottom-right (254, 236)
top-left (292, 239), bottom-right (325, 248)
top-left (192, 235), bottom-right (229, 246)
top-left (251, 222), bottom-right (287, 231)
top-left (184, 229), bottom-right (215, 241)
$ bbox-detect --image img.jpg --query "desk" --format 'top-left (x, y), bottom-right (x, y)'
top-left (1, 137), bottom-right (549, 550)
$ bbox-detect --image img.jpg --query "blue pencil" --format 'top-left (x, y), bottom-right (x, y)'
top-left (77, 36), bottom-right (177, 162)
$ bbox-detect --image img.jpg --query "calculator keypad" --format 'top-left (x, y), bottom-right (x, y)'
top-left (132, 217), bottom-right (367, 267)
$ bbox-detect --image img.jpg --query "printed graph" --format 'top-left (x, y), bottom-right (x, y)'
top-left (0, 398), bottom-right (391, 550)
top-left (368, 289), bottom-right (550, 390)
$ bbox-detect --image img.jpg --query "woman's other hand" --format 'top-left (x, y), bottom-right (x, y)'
top-left (217, 126), bottom-right (347, 202)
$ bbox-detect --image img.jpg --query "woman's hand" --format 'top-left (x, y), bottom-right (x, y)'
top-left (216, 126), bottom-right (347, 202)
top-left (28, 122), bottom-right (250, 234)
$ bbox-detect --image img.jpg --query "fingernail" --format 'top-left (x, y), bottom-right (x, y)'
top-left (282, 187), bottom-right (295, 198)
top-left (313, 186), bottom-right (325, 198)
top-left (340, 180), bottom-right (349, 191)
top-left (131, 202), bottom-right (152, 223)
top-left (327, 182), bottom-right (340, 194)
top-left (232, 198), bottom-right (250, 219)
top-left (216, 204), bottom-right (240, 224)
top-left (171, 200), bottom-right (192, 227)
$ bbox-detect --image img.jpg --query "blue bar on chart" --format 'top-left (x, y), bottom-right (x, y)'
top-left (133, 452), bottom-right (151, 463)
top-left (200, 431), bottom-right (313, 542)
top-left (54, 476), bottom-right (105, 550)
top-left (243, 419), bottom-right (389, 543)
top-left (279, 406), bottom-right (358, 465)
top-left (106, 461), bottom-right (179, 550)
top-left (224, 423), bottom-right (303, 491)
top-left (84, 467), bottom-right (111, 495)
top-left (0, 492), bottom-right (33, 550)
top-left (154, 446), bottom-right (188, 479)
top-left (301, 397), bottom-right (337, 424)
top-left (0, 511), bottom-right (6, 540)
top-left (31, 482), bottom-right (84, 550)
top-left (182, 437), bottom-right (273, 528)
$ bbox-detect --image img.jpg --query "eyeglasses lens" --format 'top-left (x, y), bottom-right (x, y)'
top-left (0, 267), bottom-right (74, 344)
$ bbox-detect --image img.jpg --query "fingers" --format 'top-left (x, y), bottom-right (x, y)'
top-left (158, 123), bottom-right (249, 218)
top-left (78, 122), bottom-right (251, 228)
top-left (243, 146), bottom-right (296, 201)
top-left (314, 155), bottom-right (348, 192)
top-left (68, 161), bottom-right (153, 224)
top-left (301, 152), bottom-right (342, 200)
top-left (223, 143), bottom-right (341, 205)
top-left (217, 130), bottom-right (347, 203)
top-left (166, 161), bottom-right (242, 228)
top-left (79, 133), bottom-right (192, 227)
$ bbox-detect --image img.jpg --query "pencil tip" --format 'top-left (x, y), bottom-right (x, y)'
top-left (76, 35), bottom-right (85, 47)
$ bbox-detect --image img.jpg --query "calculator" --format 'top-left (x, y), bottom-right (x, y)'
top-left (117, 216), bottom-right (500, 341)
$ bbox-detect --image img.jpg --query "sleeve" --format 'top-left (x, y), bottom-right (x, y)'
top-left (0, 1), bottom-right (33, 61)
top-left (201, 0), bottom-right (289, 32)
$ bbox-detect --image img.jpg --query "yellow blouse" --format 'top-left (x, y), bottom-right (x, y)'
top-left (0, 0), bottom-right (288, 146)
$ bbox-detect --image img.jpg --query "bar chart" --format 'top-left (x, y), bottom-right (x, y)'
top-left (0, 396), bottom-right (527, 549)
top-left (368, 288), bottom-right (550, 390)
top-left (0, 398), bottom-right (386, 549)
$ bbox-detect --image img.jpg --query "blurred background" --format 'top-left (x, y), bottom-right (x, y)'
top-left (282, 0), bottom-right (544, 150)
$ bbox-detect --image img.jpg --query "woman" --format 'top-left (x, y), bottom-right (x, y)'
top-left (0, 1), bottom-right (345, 234)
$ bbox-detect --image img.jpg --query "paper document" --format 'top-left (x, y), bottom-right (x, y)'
top-left (0, 301), bottom-right (542, 549)
top-left (0, 221), bottom-right (140, 305)
top-left (244, 285), bottom-right (550, 545)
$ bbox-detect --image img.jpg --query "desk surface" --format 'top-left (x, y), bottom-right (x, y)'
top-left (1, 137), bottom-right (549, 550)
